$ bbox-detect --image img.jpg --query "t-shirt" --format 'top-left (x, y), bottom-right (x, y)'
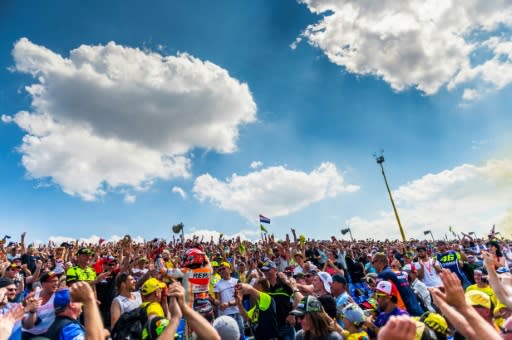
top-left (374, 307), bottom-right (409, 328)
top-left (214, 277), bottom-right (239, 316)
top-left (268, 280), bottom-right (293, 327)
top-left (343, 330), bottom-right (370, 340)
top-left (60, 322), bottom-right (86, 340)
top-left (141, 302), bottom-right (165, 318)
top-left (436, 251), bottom-right (467, 284)
top-left (22, 294), bottom-right (55, 335)
top-left (295, 330), bottom-right (343, 340)
top-left (247, 292), bottom-right (279, 340)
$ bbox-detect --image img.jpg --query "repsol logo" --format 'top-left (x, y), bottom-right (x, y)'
top-left (193, 272), bottom-right (209, 279)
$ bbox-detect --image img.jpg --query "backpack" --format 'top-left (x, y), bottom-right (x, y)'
top-left (111, 304), bottom-right (150, 340)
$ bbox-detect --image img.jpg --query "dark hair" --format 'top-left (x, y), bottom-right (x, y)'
top-left (487, 241), bottom-right (503, 257)
top-left (115, 273), bottom-right (131, 290)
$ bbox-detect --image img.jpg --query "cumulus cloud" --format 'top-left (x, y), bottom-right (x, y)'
top-left (297, 0), bottom-right (512, 98)
top-left (250, 161), bottom-right (263, 169)
top-left (185, 228), bottom-right (261, 241)
top-left (5, 38), bottom-right (256, 200)
top-left (48, 234), bottom-right (145, 246)
top-left (172, 186), bottom-right (187, 199)
top-left (346, 159), bottom-right (512, 239)
top-left (193, 162), bottom-right (359, 220)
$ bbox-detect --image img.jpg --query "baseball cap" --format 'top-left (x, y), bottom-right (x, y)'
top-left (213, 315), bottom-right (240, 339)
top-left (465, 290), bottom-right (491, 309)
top-left (420, 312), bottom-right (448, 335)
top-left (332, 274), bottom-right (347, 285)
top-left (210, 261), bottom-right (219, 267)
top-left (54, 289), bottom-right (71, 313)
top-left (76, 248), bottom-right (94, 256)
top-left (317, 271), bottom-right (332, 293)
top-left (40, 271), bottom-right (59, 283)
top-left (261, 261), bottom-right (277, 271)
top-left (375, 281), bottom-right (393, 296)
top-left (220, 261), bottom-right (231, 268)
top-left (0, 278), bottom-right (14, 288)
top-left (290, 295), bottom-right (323, 316)
top-left (342, 303), bottom-right (366, 326)
top-left (141, 278), bottom-right (166, 296)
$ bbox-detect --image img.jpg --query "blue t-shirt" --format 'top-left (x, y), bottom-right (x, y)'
top-left (60, 323), bottom-right (85, 340)
top-left (378, 268), bottom-right (423, 316)
top-left (374, 307), bottom-right (409, 328)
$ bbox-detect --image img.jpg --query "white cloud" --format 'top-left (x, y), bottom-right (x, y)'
top-left (193, 162), bottom-right (359, 220)
top-left (297, 0), bottom-right (512, 98)
top-left (250, 161), bottom-right (263, 169)
top-left (6, 38), bottom-right (256, 200)
top-left (124, 194), bottom-right (136, 204)
top-left (172, 186), bottom-right (187, 199)
top-left (346, 159), bottom-right (512, 239)
top-left (48, 234), bottom-right (145, 245)
top-left (185, 229), bottom-right (261, 241)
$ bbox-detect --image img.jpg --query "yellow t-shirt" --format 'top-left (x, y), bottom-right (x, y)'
top-left (342, 330), bottom-right (369, 340)
top-left (141, 302), bottom-right (165, 318)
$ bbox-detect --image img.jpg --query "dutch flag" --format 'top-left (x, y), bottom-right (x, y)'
top-left (259, 214), bottom-right (271, 224)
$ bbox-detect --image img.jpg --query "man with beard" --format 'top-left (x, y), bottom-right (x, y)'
top-left (416, 246), bottom-right (443, 288)
top-left (110, 273), bottom-right (142, 328)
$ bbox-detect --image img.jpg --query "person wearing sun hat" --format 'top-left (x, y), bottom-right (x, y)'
top-left (465, 289), bottom-right (494, 324)
top-left (341, 303), bottom-right (369, 340)
top-left (290, 295), bottom-right (342, 339)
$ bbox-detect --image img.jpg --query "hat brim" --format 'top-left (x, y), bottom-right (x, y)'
top-left (290, 309), bottom-right (305, 316)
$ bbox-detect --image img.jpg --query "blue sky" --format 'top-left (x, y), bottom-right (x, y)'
top-left (1, 0), bottom-right (512, 243)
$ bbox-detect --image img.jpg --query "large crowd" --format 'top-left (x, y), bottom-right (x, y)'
top-left (1, 229), bottom-right (511, 340)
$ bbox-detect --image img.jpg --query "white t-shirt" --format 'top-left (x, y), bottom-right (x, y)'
top-left (113, 291), bottom-right (142, 315)
top-left (214, 277), bottom-right (239, 316)
top-left (419, 258), bottom-right (442, 287)
top-left (23, 294), bottom-right (55, 335)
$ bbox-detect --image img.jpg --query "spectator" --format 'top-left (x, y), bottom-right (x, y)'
top-left (373, 253), bottom-right (423, 316)
top-left (110, 273), bottom-right (142, 328)
top-left (289, 295), bottom-right (342, 340)
top-left (367, 281), bottom-right (408, 334)
top-left (213, 262), bottom-right (244, 340)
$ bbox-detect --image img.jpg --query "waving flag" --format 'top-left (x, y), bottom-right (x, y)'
top-left (490, 224), bottom-right (496, 235)
top-left (259, 214), bottom-right (271, 224)
top-left (260, 224), bottom-right (268, 233)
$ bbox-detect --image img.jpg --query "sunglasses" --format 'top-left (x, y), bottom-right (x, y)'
top-left (304, 274), bottom-right (312, 278)
top-left (8, 266), bottom-right (20, 271)
top-left (296, 315), bottom-right (306, 320)
top-left (375, 293), bottom-right (388, 298)
top-left (219, 267), bottom-right (228, 271)
top-left (6, 288), bottom-right (16, 292)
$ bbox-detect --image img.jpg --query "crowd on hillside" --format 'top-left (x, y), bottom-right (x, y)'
top-left (1, 229), bottom-right (512, 340)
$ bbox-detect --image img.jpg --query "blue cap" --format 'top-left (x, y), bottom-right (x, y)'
top-left (54, 289), bottom-right (71, 312)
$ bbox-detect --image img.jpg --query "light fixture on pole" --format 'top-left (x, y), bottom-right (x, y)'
top-left (423, 230), bottom-right (435, 242)
top-left (172, 222), bottom-right (185, 242)
top-left (374, 150), bottom-right (406, 242)
top-left (341, 227), bottom-right (354, 241)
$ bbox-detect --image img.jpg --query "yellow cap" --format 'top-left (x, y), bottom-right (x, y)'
top-left (465, 290), bottom-right (491, 310)
top-left (141, 278), bottom-right (166, 296)
top-left (422, 312), bottom-right (448, 335)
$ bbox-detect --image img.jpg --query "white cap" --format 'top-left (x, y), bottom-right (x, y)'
top-left (317, 271), bottom-right (333, 293)
top-left (376, 280), bottom-right (393, 295)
